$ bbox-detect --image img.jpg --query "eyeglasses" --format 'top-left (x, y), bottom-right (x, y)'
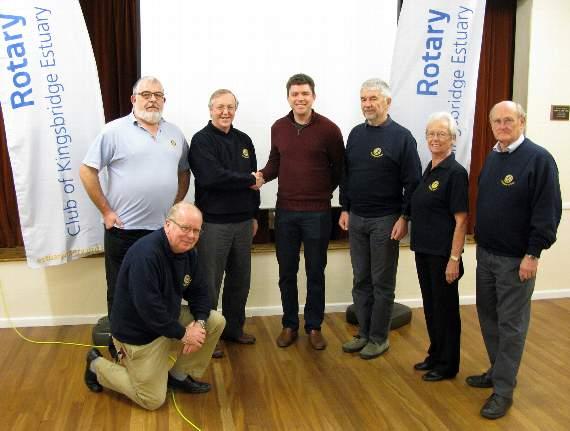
top-left (426, 131), bottom-right (450, 139)
top-left (136, 91), bottom-right (165, 100)
top-left (212, 104), bottom-right (236, 113)
top-left (167, 218), bottom-right (202, 235)
top-left (492, 118), bottom-right (516, 126)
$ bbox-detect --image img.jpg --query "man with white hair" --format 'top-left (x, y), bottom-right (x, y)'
top-left (80, 76), bottom-right (190, 331)
top-left (339, 78), bottom-right (421, 359)
top-left (189, 89), bottom-right (261, 357)
top-left (84, 202), bottom-right (225, 410)
top-left (467, 100), bottom-right (561, 419)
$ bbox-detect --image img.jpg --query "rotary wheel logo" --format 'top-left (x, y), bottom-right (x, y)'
top-left (428, 180), bottom-right (440, 191)
top-left (370, 147), bottom-right (383, 158)
top-left (501, 174), bottom-right (515, 186)
top-left (183, 274), bottom-right (192, 287)
top-left (242, 149), bottom-right (250, 159)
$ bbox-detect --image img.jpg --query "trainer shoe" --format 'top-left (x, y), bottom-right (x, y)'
top-left (342, 336), bottom-right (368, 353)
top-left (359, 339), bottom-right (390, 360)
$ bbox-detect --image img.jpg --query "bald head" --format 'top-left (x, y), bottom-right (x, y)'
top-left (164, 202), bottom-right (203, 253)
top-left (489, 100), bottom-right (526, 149)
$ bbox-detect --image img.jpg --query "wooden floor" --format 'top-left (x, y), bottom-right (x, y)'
top-left (1, 299), bottom-right (569, 431)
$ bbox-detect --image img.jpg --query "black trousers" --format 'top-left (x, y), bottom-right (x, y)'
top-left (414, 252), bottom-right (463, 377)
top-left (104, 227), bottom-right (152, 316)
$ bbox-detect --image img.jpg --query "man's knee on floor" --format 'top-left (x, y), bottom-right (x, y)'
top-left (138, 390), bottom-right (167, 411)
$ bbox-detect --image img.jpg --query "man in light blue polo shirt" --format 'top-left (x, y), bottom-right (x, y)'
top-left (80, 76), bottom-right (190, 331)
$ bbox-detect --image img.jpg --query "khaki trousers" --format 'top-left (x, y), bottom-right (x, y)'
top-left (94, 308), bottom-right (225, 410)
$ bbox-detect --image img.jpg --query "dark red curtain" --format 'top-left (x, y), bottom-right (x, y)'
top-left (0, 0), bottom-right (139, 248)
top-left (468, 0), bottom-right (517, 232)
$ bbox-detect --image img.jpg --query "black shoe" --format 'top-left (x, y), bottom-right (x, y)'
top-left (414, 360), bottom-right (434, 371)
top-left (212, 341), bottom-right (225, 359)
top-left (466, 372), bottom-right (493, 388)
top-left (222, 332), bottom-right (256, 344)
top-left (85, 348), bottom-right (103, 393)
top-left (168, 374), bottom-right (211, 394)
top-left (480, 393), bottom-right (513, 419)
top-left (422, 370), bottom-right (454, 382)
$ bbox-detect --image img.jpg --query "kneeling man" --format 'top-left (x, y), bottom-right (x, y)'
top-left (84, 202), bottom-right (225, 410)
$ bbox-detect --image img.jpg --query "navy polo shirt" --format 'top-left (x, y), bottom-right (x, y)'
top-left (410, 154), bottom-right (469, 257)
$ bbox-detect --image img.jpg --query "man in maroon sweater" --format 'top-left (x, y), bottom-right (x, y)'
top-left (259, 73), bottom-right (345, 350)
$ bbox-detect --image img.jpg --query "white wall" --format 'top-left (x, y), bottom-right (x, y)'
top-left (1, 0), bottom-right (569, 327)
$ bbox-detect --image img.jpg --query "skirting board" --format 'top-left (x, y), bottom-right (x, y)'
top-left (1, 289), bottom-right (569, 328)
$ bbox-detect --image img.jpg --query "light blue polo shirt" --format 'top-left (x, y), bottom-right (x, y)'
top-left (83, 112), bottom-right (189, 230)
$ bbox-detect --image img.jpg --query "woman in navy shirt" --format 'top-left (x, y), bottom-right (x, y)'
top-left (410, 112), bottom-right (469, 382)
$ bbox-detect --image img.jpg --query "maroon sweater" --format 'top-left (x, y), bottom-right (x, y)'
top-left (261, 110), bottom-right (344, 211)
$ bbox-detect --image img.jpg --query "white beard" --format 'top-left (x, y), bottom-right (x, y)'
top-left (134, 108), bottom-right (162, 125)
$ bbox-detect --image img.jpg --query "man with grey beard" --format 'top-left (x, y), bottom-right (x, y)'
top-left (80, 76), bottom-right (190, 333)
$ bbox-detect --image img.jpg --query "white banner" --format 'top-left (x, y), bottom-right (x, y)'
top-left (390, 0), bottom-right (486, 172)
top-left (0, 0), bottom-right (105, 267)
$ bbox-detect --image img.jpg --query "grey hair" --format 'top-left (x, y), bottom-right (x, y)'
top-left (426, 112), bottom-right (457, 140)
top-left (361, 78), bottom-right (391, 98)
top-left (132, 76), bottom-right (164, 95)
top-left (208, 89), bottom-right (239, 109)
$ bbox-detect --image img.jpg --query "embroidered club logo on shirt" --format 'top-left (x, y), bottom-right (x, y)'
top-left (501, 174), bottom-right (515, 186)
top-left (183, 274), bottom-right (192, 287)
top-left (242, 149), bottom-right (250, 159)
top-left (170, 140), bottom-right (177, 147)
top-left (428, 180), bottom-right (440, 191)
top-left (370, 147), bottom-right (383, 158)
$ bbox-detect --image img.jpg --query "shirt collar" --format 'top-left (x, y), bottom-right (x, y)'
top-left (425, 153), bottom-right (455, 176)
top-left (207, 120), bottom-right (233, 136)
top-left (492, 134), bottom-right (525, 153)
top-left (365, 115), bottom-right (393, 128)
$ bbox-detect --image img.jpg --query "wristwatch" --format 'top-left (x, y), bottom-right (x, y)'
top-left (525, 254), bottom-right (538, 260)
top-left (449, 255), bottom-right (460, 262)
top-left (196, 320), bottom-right (207, 330)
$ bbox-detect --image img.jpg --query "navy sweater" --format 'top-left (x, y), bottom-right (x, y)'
top-left (340, 116), bottom-right (421, 217)
top-left (189, 121), bottom-right (260, 223)
top-left (475, 138), bottom-right (561, 258)
top-left (111, 229), bottom-right (210, 345)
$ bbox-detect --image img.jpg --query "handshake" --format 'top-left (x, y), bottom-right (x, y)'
top-left (250, 171), bottom-right (265, 191)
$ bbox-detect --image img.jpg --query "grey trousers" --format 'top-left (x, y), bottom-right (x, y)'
top-left (197, 220), bottom-right (253, 339)
top-left (349, 213), bottom-right (400, 343)
top-left (476, 246), bottom-right (535, 399)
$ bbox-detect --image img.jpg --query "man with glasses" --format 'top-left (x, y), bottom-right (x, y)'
top-left (84, 202), bottom-right (226, 410)
top-left (339, 78), bottom-right (421, 359)
top-left (80, 76), bottom-right (190, 340)
top-left (467, 101), bottom-right (561, 419)
top-left (188, 89), bottom-right (261, 358)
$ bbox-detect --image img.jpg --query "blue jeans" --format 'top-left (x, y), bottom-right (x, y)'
top-left (275, 209), bottom-right (331, 332)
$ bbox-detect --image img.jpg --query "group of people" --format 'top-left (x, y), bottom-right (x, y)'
top-left (79, 74), bottom-right (561, 420)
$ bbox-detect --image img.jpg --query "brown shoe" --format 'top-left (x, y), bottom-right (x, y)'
top-left (309, 330), bottom-right (327, 350)
top-left (212, 341), bottom-right (224, 359)
top-left (276, 328), bottom-right (298, 348)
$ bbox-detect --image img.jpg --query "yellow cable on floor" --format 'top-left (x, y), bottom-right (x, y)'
top-left (171, 390), bottom-right (202, 431)
top-left (0, 281), bottom-right (107, 348)
top-left (1, 281), bottom-right (202, 430)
